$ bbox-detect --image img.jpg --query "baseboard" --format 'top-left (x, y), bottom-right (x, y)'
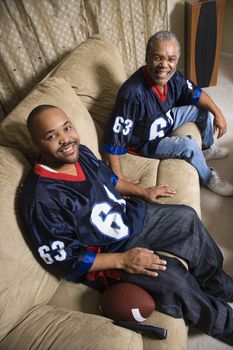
top-left (221, 51), bottom-right (233, 60)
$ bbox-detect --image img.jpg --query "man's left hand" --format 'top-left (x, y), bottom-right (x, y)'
top-left (214, 112), bottom-right (227, 138)
top-left (144, 184), bottom-right (176, 204)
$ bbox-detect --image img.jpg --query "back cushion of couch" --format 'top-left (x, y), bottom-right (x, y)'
top-left (0, 77), bottom-right (100, 160)
top-left (52, 34), bottom-right (127, 139)
top-left (0, 146), bottom-right (59, 341)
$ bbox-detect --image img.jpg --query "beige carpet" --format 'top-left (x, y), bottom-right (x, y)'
top-left (188, 57), bottom-right (233, 349)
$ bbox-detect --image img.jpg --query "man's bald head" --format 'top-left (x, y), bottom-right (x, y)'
top-left (27, 104), bottom-right (58, 136)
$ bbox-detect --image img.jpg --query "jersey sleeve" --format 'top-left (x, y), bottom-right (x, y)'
top-left (175, 71), bottom-right (202, 106)
top-left (21, 187), bottom-right (97, 280)
top-left (101, 94), bottom-right (140, 155)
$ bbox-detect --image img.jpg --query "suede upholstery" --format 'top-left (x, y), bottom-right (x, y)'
top-left (0, 34), bottom-right (202, 350)
top-left (0, 77), bottom-right (100, 160)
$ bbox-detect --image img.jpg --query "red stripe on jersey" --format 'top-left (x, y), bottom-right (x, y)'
top-left (34, 161), bottom-right (86, 182)
top-left (143, 65), bottom-right (168, 103)
top-left (86, 246), bottom-right (122, 286)
top-left (127, 147), bottom-right (143, 156)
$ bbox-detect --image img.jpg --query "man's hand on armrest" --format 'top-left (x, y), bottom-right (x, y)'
top-left (116, 178), bottom-right (176, 204)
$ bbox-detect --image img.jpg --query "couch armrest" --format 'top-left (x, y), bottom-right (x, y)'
top-left (0, 305), bottom-right (142, 350)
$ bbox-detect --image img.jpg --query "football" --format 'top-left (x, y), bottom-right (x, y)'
top-left (99, 282), bottom-right (155, 322)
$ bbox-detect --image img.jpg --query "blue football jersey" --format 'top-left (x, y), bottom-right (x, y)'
top-left (20, 145), bottom-right (146, 281)
top-left (101, 66), bottom-right (202, 156)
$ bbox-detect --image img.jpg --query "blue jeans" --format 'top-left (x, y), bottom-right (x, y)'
top-left (155, 105), bottom-right (214, 185)
top-left (121, 204), bottom-right (233, 338)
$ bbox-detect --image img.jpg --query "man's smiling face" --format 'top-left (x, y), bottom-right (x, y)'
top-left (146, 39), bottom-right (179, 89)
top-left (32, 107), bottom-right (80, 169)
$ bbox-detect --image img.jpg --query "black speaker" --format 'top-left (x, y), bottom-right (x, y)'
top-left (185, 0), bottom-right (225, 87)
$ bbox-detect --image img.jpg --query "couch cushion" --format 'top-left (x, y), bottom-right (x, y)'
top-left (157, 158), bottom-right (201, 216)
top-left (52, 34), bottom-right (127, 134)
top-left (121, 154), bottom-right (201, 216)
top-left (48, 279), bottom-right (188, 350)
top-left (119, 123), bottom-right (201, 216)
top-left (0, 77), bottom-right (100, 160)
top-left (0, 305), bottom-right (143, 350)
top-left (48, 279), bottom-right (101, 315)
top-left (143, 311), bottom-right (188, 350)
top-left (0, 146), bottom-right (59, 342)
top-left (120, 153), bottom-right (160, 188)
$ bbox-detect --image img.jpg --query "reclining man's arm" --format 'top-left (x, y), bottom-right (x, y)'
top-left (90, 247), bottom-right (167, 277)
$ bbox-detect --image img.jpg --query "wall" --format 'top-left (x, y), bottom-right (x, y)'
top-left (222, 0), bottom-right (233, 57)
top-left (167, 0), bottom-right (233, 70)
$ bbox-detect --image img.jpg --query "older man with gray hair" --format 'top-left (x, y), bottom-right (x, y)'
top-left (102, 30), bottom-right (233, 197)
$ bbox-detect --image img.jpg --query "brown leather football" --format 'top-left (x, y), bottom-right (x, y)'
top-left (99, 282), bottom-right (155, 322)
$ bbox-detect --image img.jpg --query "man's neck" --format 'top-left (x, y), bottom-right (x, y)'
top-left (157, 85), bottom-right (165, 93)
top-left (39, 159), bottom-right (78, 176)
top-left (56, 163), bottom-right (78, 176)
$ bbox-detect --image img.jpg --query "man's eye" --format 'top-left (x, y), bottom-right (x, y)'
top-left (64, 125), bottom-right (72, 131)
top-left (46, 134), bottom-right (55, 140)
top-left (153, 56), bottom-right (160, 61)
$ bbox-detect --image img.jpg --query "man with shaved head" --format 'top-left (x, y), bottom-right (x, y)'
top-left (20, 105), bottom-right (233, 345)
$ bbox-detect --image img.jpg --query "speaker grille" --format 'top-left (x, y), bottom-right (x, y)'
top-left (195, 1), bottom-right (217, 87)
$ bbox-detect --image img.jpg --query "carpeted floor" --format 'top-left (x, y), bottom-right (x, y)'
top-left (201, 56), bottom-right (233, 276)
top-left (188, 56), bottom-right (233, 350)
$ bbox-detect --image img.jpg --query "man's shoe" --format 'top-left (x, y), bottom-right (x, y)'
top-left (206, 168), bottom-right (233, 196)
top-left (203, 145), bottom-right (229, 160)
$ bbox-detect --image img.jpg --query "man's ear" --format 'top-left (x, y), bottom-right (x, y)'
top-left (31, 138), bottom-right (40, 153)
top-left (32, 139), bottom-right (38, 147)
top-left (29, 130), bottom-right (39, 148)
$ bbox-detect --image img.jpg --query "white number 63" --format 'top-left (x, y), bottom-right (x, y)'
top-left (38, 240), bottom-right (66, 264)
top-left (113, 116), bottom-right (133, 135)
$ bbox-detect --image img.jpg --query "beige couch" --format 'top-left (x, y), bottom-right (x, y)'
top-left (0, 35), bottom-right (203, 350)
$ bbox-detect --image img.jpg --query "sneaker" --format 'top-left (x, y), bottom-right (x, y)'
top-left (206, 168), bottom-right (233, 196)
top-left (203, 145), bottom-right (229, 160)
